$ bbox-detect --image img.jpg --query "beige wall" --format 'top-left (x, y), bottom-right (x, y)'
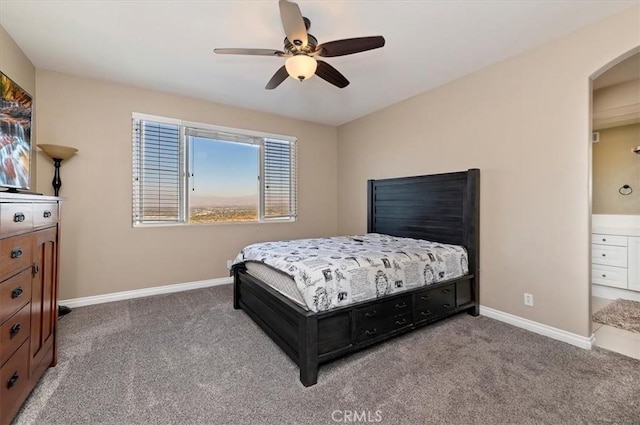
top-left (593, 124), bottom-right (640, 214)
top-left (337, 7), bottom-right (640, 337)
top-left (35, 70), bottom-right (338, 299)
top-left (0, 25), bottom-right (37, 187)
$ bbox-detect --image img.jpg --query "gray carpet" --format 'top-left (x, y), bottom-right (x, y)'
top-left (14, 285), bottom-right (640, 425)
top-left (593, 299), bottom-right (640, 333)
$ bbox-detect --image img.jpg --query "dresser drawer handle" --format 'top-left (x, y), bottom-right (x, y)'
top-left (602, 238), bottom-right (607, 242)
top-left (9, 323), bottom-right (21, 338)
top-left (395, 318), bottom-right (408, 326)
top-left (442, 289), bottom-right (452, 294)
top-left (364, 310), bottom-right (377, 318)
top-left (420, 310), bottom-right (432, 317)
top-left (11, 287), bottom-right (23, 299)
top-left (365, 329), bottom-right (377, 336)
top-left (10, 248), bottom-right (23, 259)
top-left (395, 302), bottom-right (407, 309)
top-left (7, 372), bottom-right (19, 389)
top-left (443, 303), bottom-right (452, 308)
top-left (602, 254), bottom-right (606, 257)
top-left (602, 274), bottom-right (607, 278)
top-left (43, 210), bottom-right (52, 218)
top-left (420, 295), bottom-right (431, 301)
top-left (13, 213), bottom-right (25, 223)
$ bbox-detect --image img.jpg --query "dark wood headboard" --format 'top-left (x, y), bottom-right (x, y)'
top-left (367, 168), bottom-right (480, 275)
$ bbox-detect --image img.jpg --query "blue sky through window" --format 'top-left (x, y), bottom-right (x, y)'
top-left (189, 136), bottom-right (258, 206)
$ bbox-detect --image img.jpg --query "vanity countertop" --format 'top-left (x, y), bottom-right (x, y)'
top-left (593, 227), bottom-right (640, 237)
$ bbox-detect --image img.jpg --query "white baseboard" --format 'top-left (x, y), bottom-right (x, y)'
top-left (592, 284), bottom-right (640, 302)
top-left (59, 277), bottom-right (233, 308)
top-left (480, 306), bottom-right (595, 350)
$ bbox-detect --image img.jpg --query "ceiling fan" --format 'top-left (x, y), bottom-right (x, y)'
top-left (214, 0), bottom-right (385, 90)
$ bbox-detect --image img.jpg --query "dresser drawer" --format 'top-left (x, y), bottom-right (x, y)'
top-left (0, 269), bottom-right (32, 324)
top-left (0, 341), bottom-right (30, 425)
top-left (33, 203), bottom-right (58, 228)
top-left (0, 303), bottom-right (30, 365)
top-left (592, 234), bottom-right (627, 247)
top-left (414, 283), bottom-right (456, 322)
top-left (0, 234), bottom-right (32, 279)
top-left (592, 245), bottom-right (627, 268)
top-left (0, 203), bottom-right (32, 235)
top-left (355, 295), bottom-right (412, 342)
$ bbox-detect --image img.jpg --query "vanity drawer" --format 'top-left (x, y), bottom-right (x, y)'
top-left (592, 245), bottom-right (627, 268)
top-left (0, 341), bottom-right (30, 425)
top-left (592, 264), bottom-right (627, 289)
top-left (0, 234), bottom-right (32, 279)
top-left (592, 234), bottom-right (627, 247)
top-left (0, 204), bottom-right (32, 235)
top-left (33, 203), bottom-right (58, 228)
top-left (0, 269), bottom-right (32, 324)
top-left (0, 303), bottom-right (30, 365)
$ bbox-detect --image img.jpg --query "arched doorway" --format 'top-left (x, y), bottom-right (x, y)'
top-left (590, 46), bottom-right (640, 359)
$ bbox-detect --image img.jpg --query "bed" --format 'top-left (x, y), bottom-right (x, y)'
top-left (232, 169), bottom-right (480, 386)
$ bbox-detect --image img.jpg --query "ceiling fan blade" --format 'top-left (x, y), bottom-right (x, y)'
top-left (214, 48), bottom-right (285, 57)
top-left (265, 66), bottom-right (289, 90)
top-left (279, 0), bottom-right (308, 48)
top-left (318, 36), bottom-right (385, 57)
top-left (315, 60), bottom-right (349, 88)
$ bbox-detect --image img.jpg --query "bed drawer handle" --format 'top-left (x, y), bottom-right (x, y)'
top-left (395, 302), bottom-right (407, 309)
top-left (7, 372), bottom-right (19, 389)
top-left (420, 310), bottom-right (432, 317)
top-left (365, 329), bottom-right (377, 336)
top-left (13, 213), bottom-right (25, 223)
top-left (442, 289), bottom-right (452, 294)
top-left (364, 310), bottom-right (377, 318)
top-left (443, 303), bottom-right (452, 309)
top-left (11, 287), bottom-right (23, 299)
top-left (395, 318), bottom-right (408, 326)
top-left (9, 323), bottom-right (21, 338)
top-left (43, 210), bottom-right (52, 218)
top-left (420, 295), bottom-right (431, 301)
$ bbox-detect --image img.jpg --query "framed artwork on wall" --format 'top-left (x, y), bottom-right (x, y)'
top-left (0, 71), bottom-right (32, 190)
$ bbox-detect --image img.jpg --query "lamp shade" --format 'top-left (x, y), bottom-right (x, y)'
top-left (285, 55), bottom-right (317, 81)
top-left (38, 144), bottom-right (78, 160)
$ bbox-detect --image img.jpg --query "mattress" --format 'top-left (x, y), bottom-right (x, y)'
top-left (234, 233), bottom-right (468, 312)
top-left (245, 261), bottom-right (306, 308)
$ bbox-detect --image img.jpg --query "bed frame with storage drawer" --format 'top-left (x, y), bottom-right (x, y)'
top-left (232, 169), bottom-right (479, 386)
top-left (0, 193), bottom-right (60, 424)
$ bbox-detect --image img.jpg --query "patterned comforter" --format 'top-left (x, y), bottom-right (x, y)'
top-left (233, 233), bottom-right (468, 312)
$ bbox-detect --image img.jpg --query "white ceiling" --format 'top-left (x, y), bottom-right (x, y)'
top-left (1, 0), bottom-right (638, 126)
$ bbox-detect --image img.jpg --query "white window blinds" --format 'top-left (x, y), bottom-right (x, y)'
top-left (263, 139), bottom-right (297, 219)
top-left (132, 119), bottom-right (183, 224)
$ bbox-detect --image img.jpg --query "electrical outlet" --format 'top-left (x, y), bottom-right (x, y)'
top-left (524, 293), bottom-right (534, 307)
top-left (226, 260), bottom-right (232, 269)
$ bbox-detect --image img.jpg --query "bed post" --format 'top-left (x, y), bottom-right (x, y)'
top-left (298, 314), bottom-right (319, 387)
top-left (232, 264), bottom-right (245, 310)
top-left (464, 169), bottom-right (480, 316)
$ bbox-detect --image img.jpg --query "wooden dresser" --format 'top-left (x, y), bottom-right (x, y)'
top-left (0, 193), bottom-right (59, 424)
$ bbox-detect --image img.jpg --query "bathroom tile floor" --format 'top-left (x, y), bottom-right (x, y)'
top-left (592, 296), bottom-right (640, 361)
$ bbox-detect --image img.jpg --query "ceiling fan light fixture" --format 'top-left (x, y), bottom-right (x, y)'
top-left (285, 55), bottom-right (317, 81)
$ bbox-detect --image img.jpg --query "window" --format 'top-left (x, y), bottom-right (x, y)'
top-left (132, 114), bottom-right (297, 226)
